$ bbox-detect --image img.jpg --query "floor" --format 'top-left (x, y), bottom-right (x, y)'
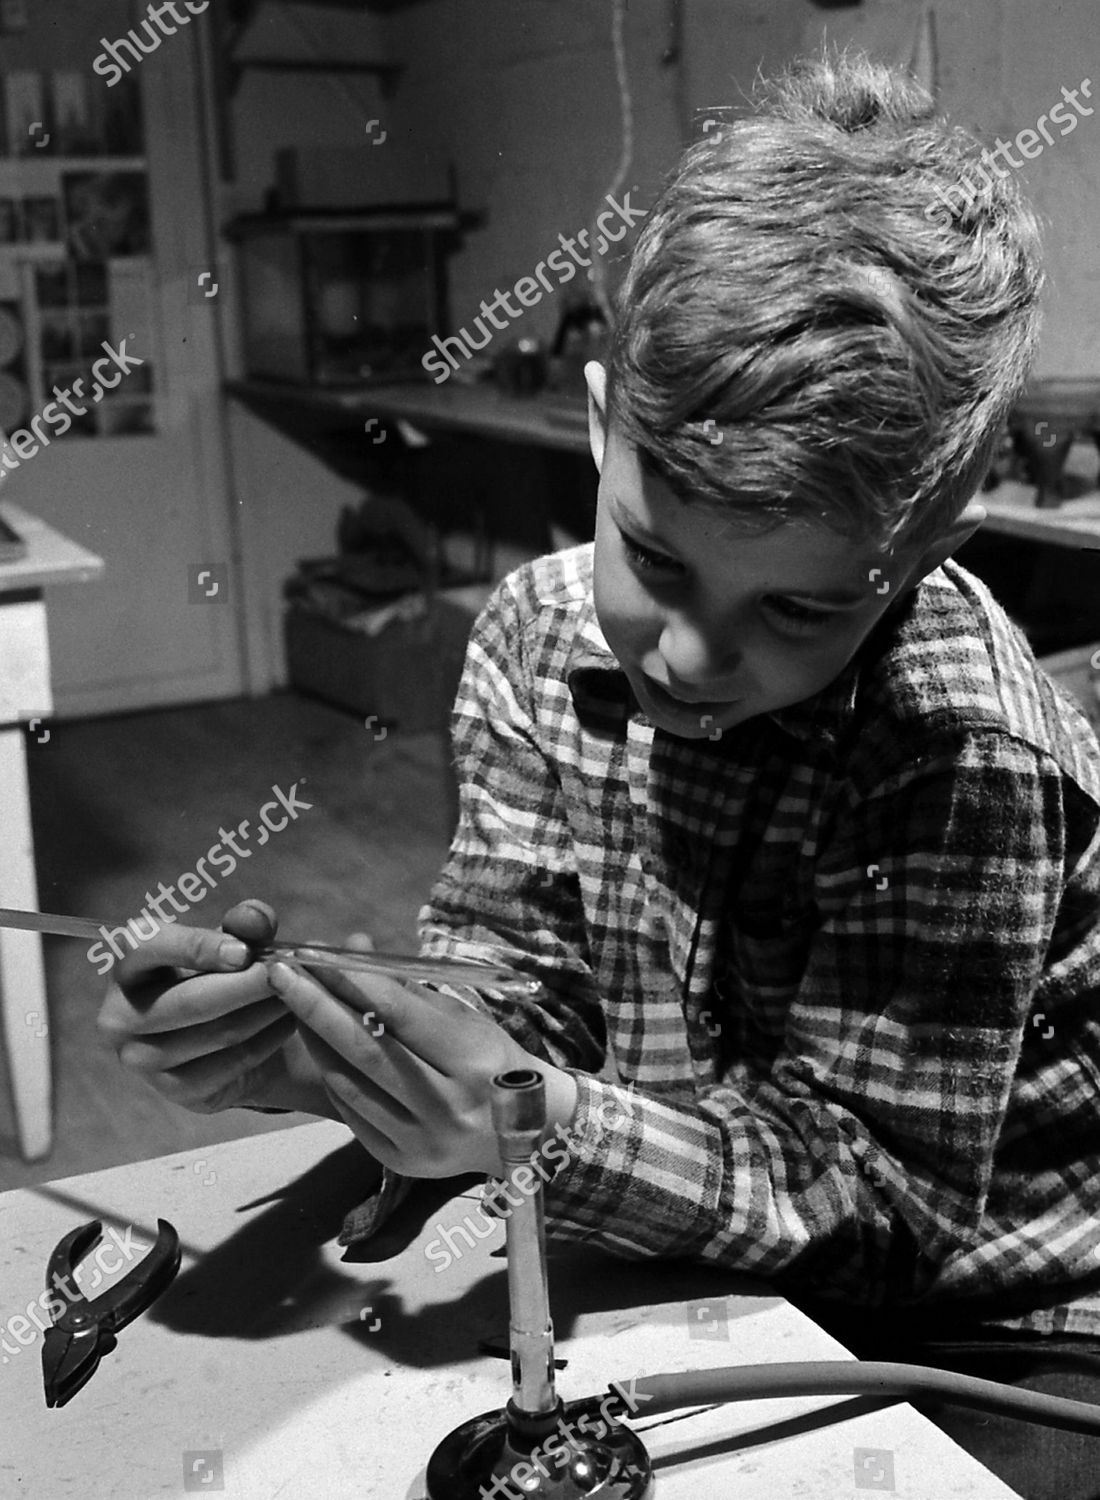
top-left (0, 692), bottom-right (453, 1192)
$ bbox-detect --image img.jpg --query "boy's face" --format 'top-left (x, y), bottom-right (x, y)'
top-left (585, 364), bottom-right (981, 741)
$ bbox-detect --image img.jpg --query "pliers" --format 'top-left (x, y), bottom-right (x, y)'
top-left (41, 1218), bottom-right (181, 1408)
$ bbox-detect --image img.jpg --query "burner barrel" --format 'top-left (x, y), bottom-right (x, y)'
top-left (490, 1069), bottom-right (557, 1419)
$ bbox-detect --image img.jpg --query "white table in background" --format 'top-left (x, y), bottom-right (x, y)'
top-left (0, 500), bottom-right (103, 1161)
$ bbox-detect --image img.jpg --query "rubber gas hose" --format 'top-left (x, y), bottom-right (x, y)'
top-left (602, 1360), bottom-right (1100, 1434)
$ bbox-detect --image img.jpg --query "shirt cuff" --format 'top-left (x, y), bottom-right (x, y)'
top-left (474, 1069), bottom-right (605, 1216)
top-left (338, 1164), bottom-right (416, 1247)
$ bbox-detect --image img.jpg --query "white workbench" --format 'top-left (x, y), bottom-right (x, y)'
top-left (0, 1121), bottom-right (1022, 1498)
top-left (0, 500), bottom-right (103, 1162)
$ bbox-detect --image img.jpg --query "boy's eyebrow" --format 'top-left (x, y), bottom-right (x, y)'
top-left (611, 498), bottom-right (867, 607)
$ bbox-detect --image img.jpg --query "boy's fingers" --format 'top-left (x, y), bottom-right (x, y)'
top-left (295, 1025), bottom-right (415, 1141)
top-left (269, 955), bottom-right (406, 1022)
top-left (112, 921), bottom-right (253, 987)
top-left (267, 961), bottom-right (415, 1071)
top-left (100, 963), bottom-right (275, 1037)
top-left (270, 957), bottom-right (488, 1075)
top-left (221, 899), bottom-right (279, 947)
top-left (156, 1015), bottom-right (300, 1113)
top-left (116, 996), bottom-right (291, 1071)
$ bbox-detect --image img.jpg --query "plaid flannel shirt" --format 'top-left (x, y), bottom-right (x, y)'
top-left (339, 542), bottom-right (1100, 1336)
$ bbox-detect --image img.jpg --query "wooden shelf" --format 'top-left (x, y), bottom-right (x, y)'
top-left (225, 203), bottom-right (459, 236)
top-left (981, 478), bottom-right (1100, 551)
top-left (0, 156), bottom-right (145, 171)
top-left (227, 377), bottom-right (592, 457)
top-left (228, 379), bottom-right (1100, 553)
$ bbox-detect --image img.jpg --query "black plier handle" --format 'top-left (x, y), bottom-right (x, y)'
top-left (42, 1218), bottom-right (181, 1408)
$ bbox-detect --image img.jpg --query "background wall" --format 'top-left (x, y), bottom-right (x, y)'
top-left (796, 0), bottom-right (1100, 377)
top-left (218, 3), bottom-right (389, 693)
top-left (221, 0), bottom-right (1100, 687)
top-left (370, 0), bottom-right (1100, 372)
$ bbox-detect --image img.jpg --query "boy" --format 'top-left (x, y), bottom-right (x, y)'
top-left (101, 50), bottom-right (1100, 1494)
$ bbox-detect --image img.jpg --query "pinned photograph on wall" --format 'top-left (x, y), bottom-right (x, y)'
top-left (50, 70), bottom-right (96, 156)
top-left (35, 262), bottom-right (69, 308)
top-left (39, 312), bottom-right (76, 362)
top-left (78, 312), bottom-right (110, 358)
top-left (74, 261), bottom-right (108, 307)
top-left (3, 69), bottom-right (43, 156)
top-left (63, 171), bottom-right (150, 262)
top-left (0, 198), bottom-right (22, 244)
top-left (0, 303), bottom-right (26, 367)
top-left (97, 400), bottom-right (155, 437)
top-left (22, 196), bottom-right (61, 245)
top-left (102, 74), bottom-right (143, 156)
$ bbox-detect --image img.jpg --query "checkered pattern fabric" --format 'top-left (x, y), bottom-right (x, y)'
top-left (340, 543), bottom-right (1100, 1335)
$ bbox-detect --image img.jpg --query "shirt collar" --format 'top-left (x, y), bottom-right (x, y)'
top-left (563, 592), bottom-right (632, 711)
top-left (764, 658), bottom-right (861, 748)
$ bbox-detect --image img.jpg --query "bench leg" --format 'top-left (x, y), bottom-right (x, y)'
top-left (0, 728), bottom-right (52, 1161)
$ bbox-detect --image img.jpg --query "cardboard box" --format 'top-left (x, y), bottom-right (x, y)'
top-left (283, 582), bottom-right (494, 736)
top-left (284, 600), bottom-right (442, 732)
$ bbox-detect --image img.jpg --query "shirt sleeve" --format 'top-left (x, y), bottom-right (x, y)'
top-left (340, 573), bottom-right (608, 1249)
top-left (413, 572), bottom-right (608, 1075)
top-left (535, 729), bottom-right (1070, 1306)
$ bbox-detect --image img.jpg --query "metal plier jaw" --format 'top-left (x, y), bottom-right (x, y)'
top-left (41, 1218), bottom-right (181, 1408)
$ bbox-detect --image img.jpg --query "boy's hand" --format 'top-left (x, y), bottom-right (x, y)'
top-left (97, 900), bottom-right (335, 1118)
top-left (267, 958), bottom-right (580, 1179)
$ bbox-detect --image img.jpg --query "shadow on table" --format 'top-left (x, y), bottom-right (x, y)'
top-left (141, 1139), bottom-right (783, 1376)
top-left (129, 1140), bottom-right (916, 1476)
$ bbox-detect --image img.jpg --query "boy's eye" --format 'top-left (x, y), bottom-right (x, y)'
top-left (620, 530), bottom-right (836, 632)
top-left (621, 533), bottom-right (678, 573)
top-left (765, 597), bottom-right (833, 631)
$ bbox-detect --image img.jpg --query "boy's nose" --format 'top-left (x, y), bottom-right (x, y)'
top-left (657, 618), bottom-right (741, 693)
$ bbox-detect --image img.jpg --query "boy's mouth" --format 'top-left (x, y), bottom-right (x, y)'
top-left (641, 672), bottom-right (742, 717)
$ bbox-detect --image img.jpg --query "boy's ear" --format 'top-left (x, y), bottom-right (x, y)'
top-left (904, 496), bottom-right (987, 587)
top-left (584, 360), bottom-right (608, 473)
